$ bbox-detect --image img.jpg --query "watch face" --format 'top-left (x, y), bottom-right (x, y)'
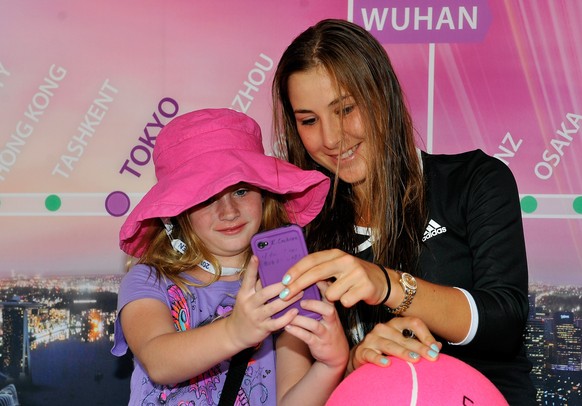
top-left (402, 273), bottom-right (417, 290)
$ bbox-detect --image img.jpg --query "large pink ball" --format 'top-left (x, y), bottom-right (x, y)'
top-left (326, 354), bottom-right (508, 405)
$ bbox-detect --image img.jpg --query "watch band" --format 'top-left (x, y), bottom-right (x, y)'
top-left (387, 271), bottom-right (417, 315)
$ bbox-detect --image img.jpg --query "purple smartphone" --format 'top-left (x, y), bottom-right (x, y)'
top-left (251, 224), bottom-right (322, 320)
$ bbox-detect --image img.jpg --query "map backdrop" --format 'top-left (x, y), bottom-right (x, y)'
top-left (0, 1), bottom-right (581, 404)
top-left (2, 0), bottom-right (581, 285)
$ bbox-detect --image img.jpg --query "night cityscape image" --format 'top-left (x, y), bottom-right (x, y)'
top-left (0, 275), bottom-right (580, 405)
top-left (0, 275), bottom-right (131, 405)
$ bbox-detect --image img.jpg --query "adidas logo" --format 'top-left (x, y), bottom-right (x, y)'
top-left (423, 219), bottom-right (447, 242)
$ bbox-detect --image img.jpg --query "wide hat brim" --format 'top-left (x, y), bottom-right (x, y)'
top-left (119, 149), bottom-right (329, 257)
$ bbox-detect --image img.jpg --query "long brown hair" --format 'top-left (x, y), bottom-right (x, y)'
top-left (135, 190), bottom-right (289, 293)
top-left (272, 19), bottom-right (427, 344)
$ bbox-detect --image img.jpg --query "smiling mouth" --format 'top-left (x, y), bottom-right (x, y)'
top-left (339, 144), bottom-right (359, 160)
top-left (218, 224), bottom-right (245, 234)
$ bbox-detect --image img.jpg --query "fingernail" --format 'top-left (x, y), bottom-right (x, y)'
top-left (409, 352), bottom-right (420, 359)
top-left (428, 350), bottom-right (439, 358)
top-left (380, 357), bottom-right (389, 365)
top-left (430, 344), bottom-right (440, 353)
top-left (282, 274), bottom-right (291, 285)
top-left (279, 288), bottom-right (290, 299)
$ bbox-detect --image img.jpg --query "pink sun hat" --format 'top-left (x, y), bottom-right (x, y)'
top-left (120, 108), bottom-right (330, 258)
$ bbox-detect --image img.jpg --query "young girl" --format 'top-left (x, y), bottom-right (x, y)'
top-left (111, 108), bottom-right (348, 405)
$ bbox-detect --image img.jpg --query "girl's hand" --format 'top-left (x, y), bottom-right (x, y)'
top-left (283, 281), bottom-right (349, 370)
top-left (280, 249), bottom-right (388, 308)
top-left (225, 256), bottom-right (303, 349)
top-left (349, 316), bottom-right (442, 373)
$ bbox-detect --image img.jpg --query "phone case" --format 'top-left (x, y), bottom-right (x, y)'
top-left (251, 224), bottom-right (322, 319)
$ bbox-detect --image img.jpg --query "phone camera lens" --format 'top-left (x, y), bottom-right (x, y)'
top-left (258, 241), bottom-right (269, 249)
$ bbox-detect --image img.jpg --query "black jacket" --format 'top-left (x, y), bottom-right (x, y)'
top-left (419, 149), bottom-right (536, 405)
top-left (355, 149), bottom-right (536, 405)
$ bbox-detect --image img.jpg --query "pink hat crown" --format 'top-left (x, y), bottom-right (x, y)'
top-left (153, 108), bottom-right (264, 181)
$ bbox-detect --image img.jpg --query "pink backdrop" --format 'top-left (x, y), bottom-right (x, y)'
top-left (0, 1), bottom-right (581, 403)
top-left (1, 1), bottom-right (580, 285)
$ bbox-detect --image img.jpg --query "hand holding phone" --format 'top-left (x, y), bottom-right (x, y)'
top-left (251, 224), bottom-right (322, 320)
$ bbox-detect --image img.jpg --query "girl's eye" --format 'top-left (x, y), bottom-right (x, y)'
top-left (297, 116), bottom-right (316, 126)
top-left (343, 104), bottom-right (355, 115)
top-left (335, 104), bottom-right (355, 116)
top-left (234, 188), bottom-right (249, 197)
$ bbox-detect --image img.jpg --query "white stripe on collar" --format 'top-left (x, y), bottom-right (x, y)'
top-left (354, 225), bottom-right (372, 235)
top-left (354, 226), bottom-right (373, 253)
top-left (353, 149), bottom-right (422, 254)
top-left (417, 147), bottom-right (424, 172)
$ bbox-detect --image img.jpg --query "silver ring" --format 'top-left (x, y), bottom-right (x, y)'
top-left (402, 328), bottom-right (415, 339)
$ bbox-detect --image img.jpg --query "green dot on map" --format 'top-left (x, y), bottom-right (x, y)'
top-left (45, 194), bottom-right (62, 211)
top-left (520, 196), bottom-right (537, 213)
top-left (573, 196), bottom-right (582, 214)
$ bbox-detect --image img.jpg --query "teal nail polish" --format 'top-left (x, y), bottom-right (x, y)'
top-left (282, 274), bottom-right (291, 285)
top-left (430, 344), bottom-right (440, 353)
top-left (380, 357), bottom-right (389, 365)
top-left (279, 288), bottom-right (290, 299)
top-left (409, 352), bottom-right (420, 359)
top-left (428, 350), bottom-right (438, 358)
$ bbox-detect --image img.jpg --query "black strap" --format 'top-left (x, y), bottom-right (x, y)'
top-left (218, 347), bottom-right (254, 406)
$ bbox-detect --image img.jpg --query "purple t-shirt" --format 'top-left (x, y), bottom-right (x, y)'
top-left (111, 264), bottom-right (277, 406)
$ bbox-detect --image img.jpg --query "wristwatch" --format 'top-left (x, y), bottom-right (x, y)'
top-left (387, 271), bottom-right (417, 315)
